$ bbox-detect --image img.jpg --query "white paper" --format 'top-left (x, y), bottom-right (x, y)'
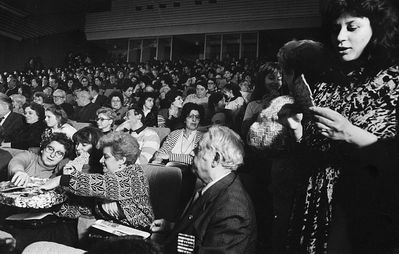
top-left (91, 219), bottom-right (151, 239)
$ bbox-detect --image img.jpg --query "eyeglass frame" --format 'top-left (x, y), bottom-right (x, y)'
top-left (96, 117), bottom-right (111, 122)
top-left (44, 145), bottom-right (65, 158)
top-left (186, 114), bottom-right (201, 120)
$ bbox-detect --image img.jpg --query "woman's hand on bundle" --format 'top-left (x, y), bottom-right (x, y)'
top-left (40, 176), bottom-right (61, 190)
top-left (11, 171), bottom-right (30, 187)
top-left (310, 107), bottom-right (378, 147)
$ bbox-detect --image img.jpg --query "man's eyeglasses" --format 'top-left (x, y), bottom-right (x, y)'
top-left (44, 146), bottom-right (65, 158)
top-left (187, 114), bottom-right (200, 120)
top-left (52, 95), bottom-right (64, 99)
top-left (96, 117), bottom-right (111, 122)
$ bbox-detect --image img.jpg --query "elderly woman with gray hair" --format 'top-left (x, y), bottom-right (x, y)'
top-left (42, 131), bottom-right (154, 230)
top-left (95, 107), bottom-right (117, 135)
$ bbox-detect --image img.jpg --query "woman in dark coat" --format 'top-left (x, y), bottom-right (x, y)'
top-left (11, 102), bottom-right (46, 150)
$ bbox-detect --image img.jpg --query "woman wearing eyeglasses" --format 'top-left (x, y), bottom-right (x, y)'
top-left (8, 133), bottom-right (73, 187)
top-left (153, 103), bottom-right (203, 165)
top-left (96, 107), bottom-right (117, 135)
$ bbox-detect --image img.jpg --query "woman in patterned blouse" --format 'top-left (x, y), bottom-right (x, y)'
top-left (282, 0), bottom-right (399, 253)
top-left (42, 131), bottom-right (154, 230)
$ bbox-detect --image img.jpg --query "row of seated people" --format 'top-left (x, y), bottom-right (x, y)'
top-left (1, 56), bottom-right (279, 138)
top-left (3, 59), bottom-right (281, 254)
top-left (0, 57), bottom-right (285, 254)
top-left (0, 123), bottom-right (256, 254)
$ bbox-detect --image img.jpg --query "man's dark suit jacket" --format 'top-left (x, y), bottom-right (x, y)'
top-left (1, 112), bottom-right (24, 143)
top-left (0, 148), bottom-right (12, 181)
top-left (71, 102), bottom-right (100, 123)
top-left (59, 103), bottom-right (75, 118)
top-left (167, 172), bottom-right (257, 254)
top-left (92, 94), bottom-right (108, 107)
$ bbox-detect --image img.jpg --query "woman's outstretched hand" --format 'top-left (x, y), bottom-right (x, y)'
top-left (11, 171), bottom-right (30, 187)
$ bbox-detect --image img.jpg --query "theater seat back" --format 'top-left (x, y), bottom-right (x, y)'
top-left (142, 164), bottom-right (182, 221)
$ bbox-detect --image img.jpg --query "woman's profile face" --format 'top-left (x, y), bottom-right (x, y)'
top-left (124, 87), bottom-right (134, 98)
top-left (75, 142), bottom-right (93, 156)
top-left (144, 97), bottom-right (154, 110)
top-left (96, 113), bottom-right (113, 130)
top-left (24, 106), bottom-right (39, 124)
top-left (332, 14), bottom-right (373, 62)
top-left (45, 111), bottom-right (59, 128)
top-left (100, 146), bottom-right (124, 174)
top-left (172, 96), bottom-right (183, 108)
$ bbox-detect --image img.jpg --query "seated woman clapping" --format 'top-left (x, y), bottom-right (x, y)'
top-left (41, 131), bottom-right (154, 230)
top-left (8, 133), bottom-right (73, 187)
top-left (153, 103), bottom-right (203, 165)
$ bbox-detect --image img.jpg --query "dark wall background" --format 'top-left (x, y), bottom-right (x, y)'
top-left (0, 31), bottom-right (106, 72)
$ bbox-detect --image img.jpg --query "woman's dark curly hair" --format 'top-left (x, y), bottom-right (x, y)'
top-left (109, 91), bottom-right (124, 106)
top-left (23, 102), bottom-right (45, 122)
top-left (322, 0), bottom-right (399, 72)
top-left (40, 132), bottom-right (74, 159)
top-left (162, 89), bottom-right (182, 109)
top-left (180, 102), bottom-right (204, 123)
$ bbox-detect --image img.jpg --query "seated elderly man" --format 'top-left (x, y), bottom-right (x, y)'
top-left (0, 93), bottom-right (24, 144)
top-left (70, 89), bottom-right (100, 123)
top-left (151, 126), bottom-right (257, 254)
top-left (52, 89), bottom-right (74, 117)
top-left (116, 106), bottom-right (160, 164)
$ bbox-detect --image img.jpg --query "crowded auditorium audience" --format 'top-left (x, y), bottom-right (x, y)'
top-left (0, 0), bottom-right (398, 252)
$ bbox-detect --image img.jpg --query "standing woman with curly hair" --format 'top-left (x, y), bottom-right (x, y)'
top-left (284, 0), bottom-right (399, 253)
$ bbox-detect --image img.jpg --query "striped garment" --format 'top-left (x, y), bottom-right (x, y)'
top-left (130, 127), bottom-right (160, 164)
top-left (158, 129), bottom-right (203, 165)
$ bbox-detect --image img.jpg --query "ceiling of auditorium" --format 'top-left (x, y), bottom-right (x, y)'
top-left (0, 0), bottom-right (109, 41)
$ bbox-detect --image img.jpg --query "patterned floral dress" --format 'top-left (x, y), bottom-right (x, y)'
top-left (55, 164), bottom-right (154, 230)
top-left (288, 65), bottom-right (399, 253)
